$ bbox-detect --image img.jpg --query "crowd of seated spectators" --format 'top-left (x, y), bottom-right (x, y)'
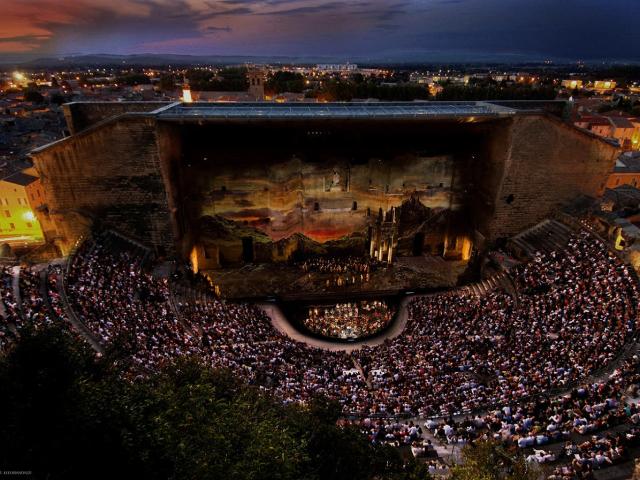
top-left (20, 267), bottom-right (56, 331)
top-left (61, 230), bottom-right (640, 476)
top-left (0, 264), bottom-right (70, 351)
top-left (65, 231), bottom-right (639, 417)
top-left (352, 231), bottom-right (638, 418)
top-left (45, 265), bottom-right (67, 320)
top-left (176, 299), bottom-right (366, 407)
top-left (0, 266), bottom-right (18, 349)
top-left (66, 240), bottom-right (197, 372)
top-left (65, 237), bottom-right (369, 407)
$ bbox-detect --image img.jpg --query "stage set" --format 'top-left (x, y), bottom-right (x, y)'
top-left (32, 101), bottom-right (617, 343)
top-left (178, 120), bottom-right (479, 340)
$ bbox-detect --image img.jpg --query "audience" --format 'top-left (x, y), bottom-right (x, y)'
top-left (0, 267), bottom-right (18, 350)
top-left (11, 227), bottom-right (637, 477)
top-left (0, 264), bottom-right (71, 351)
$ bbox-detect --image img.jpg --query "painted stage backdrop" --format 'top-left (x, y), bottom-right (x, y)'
top-left (192, 154), bottom-right (458, 243)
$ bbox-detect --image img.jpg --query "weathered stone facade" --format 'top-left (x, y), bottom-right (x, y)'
top-left (30, 102), bottom-right (618, 258)
top-left (31, 115), bottom-right (173, 254)
top-left (486, 115), bottom-right (618, 239)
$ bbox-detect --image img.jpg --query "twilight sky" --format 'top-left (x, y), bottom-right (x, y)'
top-left (1, 0), bottom-right (638, 61)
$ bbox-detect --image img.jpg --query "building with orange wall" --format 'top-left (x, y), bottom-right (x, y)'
top-left (0, 170), bottom-right (45, 246)
top-left (603, 152), bottom-right (640, 193)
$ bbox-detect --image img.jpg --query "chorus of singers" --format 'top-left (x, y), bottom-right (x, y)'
top-left (298, 256), bottom-right (378, 288)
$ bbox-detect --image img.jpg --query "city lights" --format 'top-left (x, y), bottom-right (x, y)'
top-left (0, 0), bottom-right (639, 476)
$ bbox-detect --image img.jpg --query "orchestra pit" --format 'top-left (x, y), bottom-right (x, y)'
top-left (4, 101), bottom-right (639, 479)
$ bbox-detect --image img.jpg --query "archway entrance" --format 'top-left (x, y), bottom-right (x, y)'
top-left (241, 237), bottom-right (254, 263)
top-left (412, 232), bottom-right (425, 256)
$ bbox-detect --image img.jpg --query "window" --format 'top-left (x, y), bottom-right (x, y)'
top-left (26, 222), bottom-right (32, 228)
top-left (4, 210), bottom-right (10, 218)
top-left (9, 223), bottom-right (14, 230)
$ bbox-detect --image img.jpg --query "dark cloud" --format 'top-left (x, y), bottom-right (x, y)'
top-left (375, 23), bottom-right (401, 32)
top-left (201, 3), bottom-right (254, 18)
top-left (206, 25), bottom-right (233, 33)
top-left (221, 0), bottom-right (305, 4)
top-left (0, 34), bottom-right (51, 43)
top-left (256, 2), bottom-right (347, 16)
top-left (1, 0), bottom-right (639, 61)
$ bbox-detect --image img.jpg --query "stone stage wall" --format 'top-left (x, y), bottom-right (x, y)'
top-left (30, 104), bottom-right (618, 257)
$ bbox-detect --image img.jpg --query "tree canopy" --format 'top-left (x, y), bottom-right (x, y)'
top-left (23, 89), bottom-right (45, 103)
top-left (449, 441), bottom-right (542, 480)
top-left (186, 68), bottom-right (249, 91)
top-left (306, 79), bottom-right (430, 101)
top-left (0, 327), bottom-right (429, 480)
top-left (435, 83), bottom-right (556, 101)
top-left (265, 71), bottom-right (306, 94)
top-left (115, 73), bottom-right (152, 86)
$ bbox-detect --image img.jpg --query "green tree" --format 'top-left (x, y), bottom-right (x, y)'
top-left (0, 327), bottom-right (426, 480)
top-left (266, 71), bottom-right (306, 94)
top-left (50, 93), bottom-right (71, 105)
top-left (186, 68), bottom-right (248, 91)
top-left (116, 73), bottom-right (151, 86)
top-left (23, 89), bottom-right (44, 103)
top-left (158, 73), bottom-right (176, 92)
top-left (449, 441), bottom-right (542, 480)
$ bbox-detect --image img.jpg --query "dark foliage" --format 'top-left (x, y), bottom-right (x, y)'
top-left (436, 83), bottom-right (556, 101)
top-left (306, 79), bottom-right (430, 101)
top-left (265, 71), bottom-right (306, 94)
top-left (23, 89), bottom-right (45, 103)
top-left (115, 73), bottom-right (152, 86)
top-left (0, 327), bottom-right (428, 480)
top-left (186, 68), bottom-right (249, 92)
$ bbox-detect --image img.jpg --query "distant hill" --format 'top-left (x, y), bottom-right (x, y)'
top-left (1, 52), bottom-right (638, 69)
top-left (0, 53), bottom-right (346, 68)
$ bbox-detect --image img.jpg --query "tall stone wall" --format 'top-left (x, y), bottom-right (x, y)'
top-left (487, 114), bottom-right (618, 239)
top-left (30, 110), bottom-right (619, 257)
top-left (62, 102), bottom-right (170, 135)
top-left (31, 116), bottom-right (174, 254)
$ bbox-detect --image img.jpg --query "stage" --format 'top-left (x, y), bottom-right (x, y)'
top-left (203, 255), bottom-right (468, 300)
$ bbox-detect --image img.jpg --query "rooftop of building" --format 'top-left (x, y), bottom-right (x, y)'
top-left (603, 184), bottom-right (640, 206)
top-left (609, 116), bottom-right (636, 128)
top-left (614, 152), bottom-right (640, 173)
top-left (156, 101), bottom-right (519, 120)
top-left (1, 171), bottom-right (38, 187)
